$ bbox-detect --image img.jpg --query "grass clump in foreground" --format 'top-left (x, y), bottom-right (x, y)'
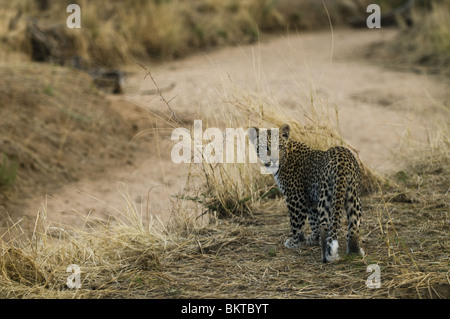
top-left (0, 146), bottom-right (448, 298)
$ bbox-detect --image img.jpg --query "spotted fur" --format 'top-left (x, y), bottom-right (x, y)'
top-left (249, 124), bottom-right (364, 263)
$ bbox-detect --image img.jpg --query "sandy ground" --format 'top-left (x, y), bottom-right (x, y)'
top-left (18, 28), bottom-right (450, 228)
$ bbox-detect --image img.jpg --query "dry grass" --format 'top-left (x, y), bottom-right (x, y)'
top-left (1, 0), bottom-right (284, 66)
top-left (0, 0), bottom-right (404, 66)
top-left (1, 146), bottom-right (448, 298)
top-left (0, 63), bottom-right (137, 208)
top-left (401, 0), bottom-right (450, 74)
top-left (0, 190), bottom-right (169, 298)
top-left (0, 77), bottom-right (448, 297)
top-left (371, 1), bottom-right (450, 76)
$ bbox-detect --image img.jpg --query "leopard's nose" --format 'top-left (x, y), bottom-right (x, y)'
top-left (264, 162), bottom-right (271, 167)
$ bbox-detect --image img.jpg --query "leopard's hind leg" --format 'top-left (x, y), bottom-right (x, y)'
top-left (305, 206), bottom-right (320, 246)
top-left (345, 184), bottom-right (364, 256)
top-left (320, 177), bottom-right (346, 263)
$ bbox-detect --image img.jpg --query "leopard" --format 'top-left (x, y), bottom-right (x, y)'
top-left (248, 124), bottom-right (364, 263)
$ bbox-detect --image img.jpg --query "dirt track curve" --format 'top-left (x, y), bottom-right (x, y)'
top-left (19, 29), bottom-right (450, 228)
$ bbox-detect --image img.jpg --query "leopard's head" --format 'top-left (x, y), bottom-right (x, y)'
top-left (248, 124), bottom-right (290, 173)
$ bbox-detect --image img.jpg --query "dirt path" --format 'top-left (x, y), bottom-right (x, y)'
top-left (20, 29), bottom-right (450, 228)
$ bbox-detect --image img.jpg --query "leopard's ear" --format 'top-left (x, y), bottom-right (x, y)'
top-left (280, 124), bottom-right (290, 140)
